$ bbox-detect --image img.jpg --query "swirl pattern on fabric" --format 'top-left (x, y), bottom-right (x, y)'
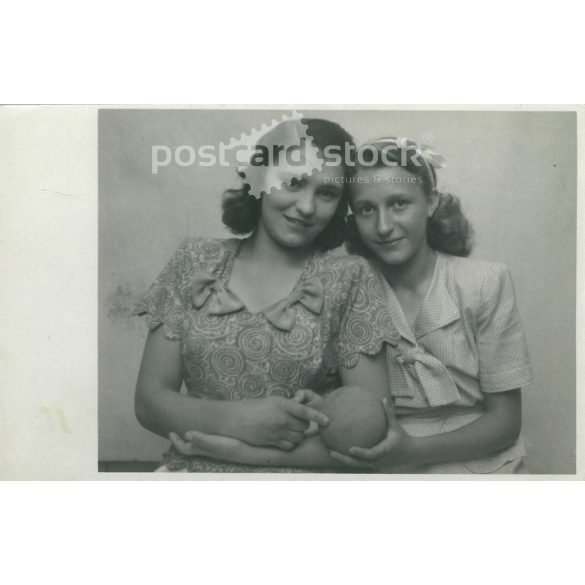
top-left (134, 237), bottom-right (399, 471)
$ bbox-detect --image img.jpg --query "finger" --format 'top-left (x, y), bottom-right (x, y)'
top-left (349, 431), bottom-right (401, 459)
top-left (184, 430), bottom-right (202, 441)
top-left (303, 420), bottom-right (319, 437)
top-left (347, 446), bottom-right (378, 461)
top-left (329, 451), bottom-right (373, 469)
top-left (303, 389), bottom-right (324, 406)
top-left (285, 401), bottom-right (329, 427)
top-left (297, 389), bottom-right (319, 402)
top-left (383, 398), bottom-right (398, 426)
top-left (292, 389), bottom-right (320, 407)
top-left (284, 430), bottom-right (305, 444)
top-left (169, 431), bottom-right (187, 448)
top-left (184, 430), bottom-right (218, 450)
top-left (304, 392), bottom-right (324, 409)
top-left (285, 416), bottom-right (311, 432)
top-left (293, 389), bottom-right (310, 403)
top-left (277, 440), bottom-right (295, 450)
top-left (169, 432), bottom-right (195, 455)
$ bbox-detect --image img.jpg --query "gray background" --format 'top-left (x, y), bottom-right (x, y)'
top-left (99, 109), bottom-right (576, 473)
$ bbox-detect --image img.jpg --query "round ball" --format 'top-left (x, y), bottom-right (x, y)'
top-left (320, 386), bottom-right (387, 454)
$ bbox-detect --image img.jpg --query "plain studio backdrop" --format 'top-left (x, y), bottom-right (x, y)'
top-left (98, 109), bottom-right (576, 474)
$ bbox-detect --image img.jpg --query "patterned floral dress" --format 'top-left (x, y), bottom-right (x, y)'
top-left (135, 237), bottom-right (398, 472)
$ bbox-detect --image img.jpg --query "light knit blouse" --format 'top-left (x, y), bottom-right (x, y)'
top-left (377, 252), bottom-right (534, 473)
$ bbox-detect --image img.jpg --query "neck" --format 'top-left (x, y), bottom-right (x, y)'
top-left (378, 244), bottom-right (437, 291)
top-left (240, 227), bottom-right (315, 269)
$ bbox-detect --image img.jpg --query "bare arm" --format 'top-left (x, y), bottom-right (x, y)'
top-left (134, 327), bottom-right (328, 449)
top-left (135, 326), bottom-right (238, 437)
top-left (170, 351), bottom-right (392, 469)
top-left (406, 389), bottom-right (521, 466)
top-left (333, 389), bottom-right (522, 470)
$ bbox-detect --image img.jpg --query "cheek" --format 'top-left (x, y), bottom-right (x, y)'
top-left (260, 198), bottom-right (285, 229)
top-left (265, 192), bottom-right (289, 210)
top-left (260, 201), bottom-right (275, 222)
top-left (355, 217), bottom-right (374, 239)
top-left (317, 200), bottom-right (341, 223)
top-left (404, 208), bottom-right (428, 233)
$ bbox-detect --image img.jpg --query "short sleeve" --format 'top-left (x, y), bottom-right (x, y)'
top-left (477, 265), bottom-right (534, 392)
top-left (134, 240), bottom-right (195, 340)
top-left (335, 259), bottom-right (399, 369)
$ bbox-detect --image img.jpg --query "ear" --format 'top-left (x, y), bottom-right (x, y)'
top-left (427, 189), bottom-right (440, 217)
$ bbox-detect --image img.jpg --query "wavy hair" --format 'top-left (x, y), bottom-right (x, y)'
top-left (346, 141), bottom-right (474, 257)
top-left (221, 118), bottom-right (355, 251)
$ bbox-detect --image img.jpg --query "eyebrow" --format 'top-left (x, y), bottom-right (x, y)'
top-left (278, 172), bottom-right (303, 180)
top-left (385, 191), bottom-right (413, 197)
top-left (351, 197), bottom-right (376, 206)
top-left (355, 191), bottom-right (408, 200)
top-left (357, 192), bottom-right (412, 201)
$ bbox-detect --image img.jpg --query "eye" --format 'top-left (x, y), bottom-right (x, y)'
top-left (391, 199), bottom-right (409, 210)
top-left (316, 187), bottom-right (341, 201)
top-left (283, 176), bottom-right (304, 191)
top-left (354, 203), bottom-right (375, 216)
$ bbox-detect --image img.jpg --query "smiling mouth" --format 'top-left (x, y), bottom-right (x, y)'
top-left (284, 216), bottom-right (313, 228)
top-left (376, 238), bottom-right (404, 246)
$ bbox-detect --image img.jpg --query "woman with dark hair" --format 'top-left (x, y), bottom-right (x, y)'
top-left (222, 118), bottom-right (350, 252)
top-left (334, 137), bottom-right (534, 473)
top-left (134, 118), bottom-right (396, 472)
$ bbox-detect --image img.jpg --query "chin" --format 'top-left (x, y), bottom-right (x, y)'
top-left (277, 234), bottom-right (314, 249)
top-left (373, 248), bottom-right (411, 266)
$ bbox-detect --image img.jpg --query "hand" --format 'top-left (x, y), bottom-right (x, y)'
top-left (293, 388), bottom-right (324, 409)
top-left (226, 396), bottom-right (329, 450)
top-left (293, 389), bottom-right (325, 437)
top-left (169, 430), bottom-right (285, 467)
top-left (329, 398), bottom-right (417, 470)
top-left (170, 430), bottom-right (246, 460)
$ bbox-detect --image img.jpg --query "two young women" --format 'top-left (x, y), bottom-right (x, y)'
top-left (134, 120), bottom-right (533, 473)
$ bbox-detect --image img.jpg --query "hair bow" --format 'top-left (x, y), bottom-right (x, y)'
top-left (370, 137), bottom-right (447, 174)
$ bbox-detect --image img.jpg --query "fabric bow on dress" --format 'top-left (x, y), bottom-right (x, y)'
top-left (395, 346), bottom-right (462, 407)
top-left (191, 270), bottom-right (323, 331)
top-left (191, 271), bottom-right (244, 315)
top-left (262, 277), bottom-right (323, 331)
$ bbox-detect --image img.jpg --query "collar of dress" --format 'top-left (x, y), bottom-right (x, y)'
top-left (380, 253), bottom-right (461, 345)
top-left (190, 241), bottom-right (324, 331)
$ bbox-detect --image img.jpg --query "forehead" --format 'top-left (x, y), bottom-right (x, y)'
top-left (265, 151), bottom-right (345, 186)
top-left (352, 166), bottom-right (425, 200)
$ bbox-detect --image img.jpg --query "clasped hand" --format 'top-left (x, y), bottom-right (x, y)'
top-left (329, 398), bottom-right (417, 470)
top-left (215, 391), bottom-right (328, 450)
top-left (169, 392), bottom-right (418, 471)
top-left (169, 390), bottom-right (326, 458)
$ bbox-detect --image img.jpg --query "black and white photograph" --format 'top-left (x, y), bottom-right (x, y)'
top-left (97, 107), bottom-right (577, 475)
top-left (3, 4), bottom-right (585, 584)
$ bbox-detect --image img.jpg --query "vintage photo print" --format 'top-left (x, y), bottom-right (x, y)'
top-left (95, 107), bottom-right (577, 477)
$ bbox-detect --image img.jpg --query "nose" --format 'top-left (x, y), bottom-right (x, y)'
top-left (377, 210), bottom-right (394, 237)
top-left (295, 188), bottom-right (316, 217)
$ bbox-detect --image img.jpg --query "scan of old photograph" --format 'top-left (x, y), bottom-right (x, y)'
top-left (0, 106), bottom-right (580, 478)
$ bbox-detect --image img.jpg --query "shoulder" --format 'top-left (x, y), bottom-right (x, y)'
top-left (311, 253), bottom-right (386, 312)
top-left (314, 251), bottom-right (376, 281)
top-left (177, 236), bottom-right (237, 258)
top-left (440, 253), bottom-right (510, 291)
top-left (310, 252), bottom-right (381, 296)
top-left (439, 254), bottom-right (515, 317)
top-left (173, 236), bottom-right (240, 271)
